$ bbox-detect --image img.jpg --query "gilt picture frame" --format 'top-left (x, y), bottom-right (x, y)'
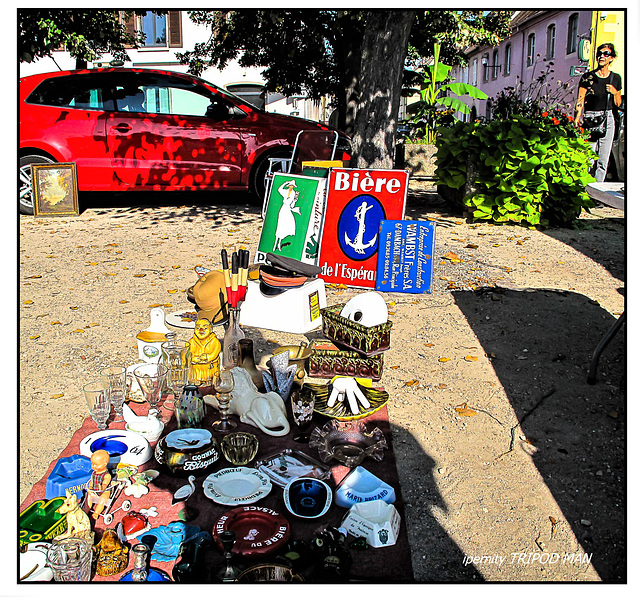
top-left (31, 162), bottom-right (79, 217)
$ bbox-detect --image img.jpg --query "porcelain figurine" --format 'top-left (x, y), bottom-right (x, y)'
top-left (95, 528), bottom-right (129, 576)
top-left (86, 450), bottom-right (113, 520)
top-left (188, 318), bottom-right (221, 385)
top-left (55, 489), bottom-right (94, 544)
top-left (211, 367), bottom-right (290, 437)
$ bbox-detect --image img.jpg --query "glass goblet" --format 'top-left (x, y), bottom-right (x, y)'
top-left (212, 369), bottom-right (236, 432)
top-left (83, 379), bottom-right (111, 430)
top-left (133, 363), bottom-right (168, 418)
top-left (291, 388), bottom-right (315, 442)
top-left (100, 366), bottom-right (127, 422)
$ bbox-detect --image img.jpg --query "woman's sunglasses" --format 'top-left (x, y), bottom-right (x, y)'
top-left (597, 51), bottom-right (613, 57)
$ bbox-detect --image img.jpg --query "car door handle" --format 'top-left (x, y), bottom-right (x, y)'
top-left (112, 124), bottom-right (132, 133)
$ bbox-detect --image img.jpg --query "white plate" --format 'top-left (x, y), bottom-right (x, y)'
top-left (203, 467), bottom-right (272, 506)
top-left (166, 310), bottom-right (198, 329)
top-left (20, 543), bottom-right (53, 581)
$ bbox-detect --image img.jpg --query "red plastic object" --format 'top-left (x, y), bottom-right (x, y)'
top-left (213, 506), bottom-right (290, 559)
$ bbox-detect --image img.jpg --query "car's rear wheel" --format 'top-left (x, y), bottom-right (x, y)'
top-left (250, 149), bottom-right (292, 203)
top-left (20, 155), bottom-right (56, 215)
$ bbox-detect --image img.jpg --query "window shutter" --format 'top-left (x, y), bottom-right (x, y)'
top-left (168, 11), bottom-right (182, 48)
top-left (123, 12), bottom-right (137, 48)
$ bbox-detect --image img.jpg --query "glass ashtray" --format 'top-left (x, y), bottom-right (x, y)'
top-left (309, 420), bottom-right (387, 468)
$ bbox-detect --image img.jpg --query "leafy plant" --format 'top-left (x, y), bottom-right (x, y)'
top-left (435, 116), bottom-right (596, 228)
top-left (405, 43), bottom-right (488, 143)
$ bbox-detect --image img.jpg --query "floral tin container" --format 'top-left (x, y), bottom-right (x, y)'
top-left (320, 303), bottom-right (392, 356)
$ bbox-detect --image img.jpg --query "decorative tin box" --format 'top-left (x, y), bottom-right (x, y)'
top-left (308, 340), bottom-right (383, 380)
top-left (320, 303), bottom-right (392, 356)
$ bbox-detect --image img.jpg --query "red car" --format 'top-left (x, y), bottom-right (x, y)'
top-left (19, 68), bottom-right (350, 214)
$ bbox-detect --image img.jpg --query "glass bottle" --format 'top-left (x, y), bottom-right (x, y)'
top-left (222, 307), bottom-right (245, 369)
top-left (130, 543), bottom-right (150, 582)
top-left (175, 383), bottom-right (205, 429)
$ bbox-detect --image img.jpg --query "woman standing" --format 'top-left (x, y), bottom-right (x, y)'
top-left (574, 43), bottom-right (622, 182)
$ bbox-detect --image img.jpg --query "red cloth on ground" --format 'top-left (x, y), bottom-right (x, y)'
top-left (20, 399), bottom-right (414, 582)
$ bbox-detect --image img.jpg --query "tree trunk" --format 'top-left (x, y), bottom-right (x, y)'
top-left (348, 10), bottom-right (415, 169)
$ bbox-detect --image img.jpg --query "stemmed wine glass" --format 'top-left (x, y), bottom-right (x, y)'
top-left (291, 388), bottom-right (315, 442)
top-left (83, 379), bottom-right (111, 430)
top-left (212, 369), bottom-right (236, 432)
top-left (133, 363), bottom-right (168, 418)
top-left (100, 366), bottom-right (127, 422)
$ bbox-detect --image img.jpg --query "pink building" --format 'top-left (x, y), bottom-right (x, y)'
top-left (451, 10), bottom-right (594, 119)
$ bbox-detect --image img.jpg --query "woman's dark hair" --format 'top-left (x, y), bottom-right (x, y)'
top-left (597, 43), bottom-right (617, 57)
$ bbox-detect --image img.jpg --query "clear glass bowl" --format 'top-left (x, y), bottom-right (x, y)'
top-left (309, 419), bottom-right (387, 467)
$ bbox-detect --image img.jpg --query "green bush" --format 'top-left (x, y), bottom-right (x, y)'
top-left (435, 114), bottom-right (596, 228)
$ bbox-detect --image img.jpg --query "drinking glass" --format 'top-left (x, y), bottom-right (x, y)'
top-left (83, 379), bottom-right (111, 430)
top-left (291, 388), bottom-right (315, 442)
top-left (133, 363), bottom-right (168, 418)
top-left (46, 538), bottom-right (92, 581)
top-left (212, 369), bottom-right (236, 432)
top-left (100, 366), bottom-right (127, 422)
top-left (161, 339), bottom-right (191, 410)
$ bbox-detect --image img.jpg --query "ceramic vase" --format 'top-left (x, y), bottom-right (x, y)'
top-left (237, 339), bottom-right (266, 391)
top-left (175, 384), bottom-right (205, 429)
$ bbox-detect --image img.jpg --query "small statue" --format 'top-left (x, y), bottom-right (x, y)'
top-left (55, 488), bottom-right (94, 544)
top-left (95, 528), bottom-right (129, 576)
top-left (86, 450), bottom-right (113, 520)
top-left (188, 318), bottom-right (221, 386)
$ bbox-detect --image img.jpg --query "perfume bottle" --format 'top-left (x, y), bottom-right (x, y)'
top-left (222, 307), bottom-right (245, 369)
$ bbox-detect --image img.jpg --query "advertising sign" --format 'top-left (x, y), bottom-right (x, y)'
top-left (256, 173), bottom-right (327, 265)
top-left (318, 169), bottom-right (408, 288)
top-left (375, 220), bottom-right (436, 293)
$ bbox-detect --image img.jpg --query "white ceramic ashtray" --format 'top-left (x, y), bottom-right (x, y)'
top-left (341, 499), bottom-right (400, 548)
top-left (334, 466), bottom-right (395, 508)
top-left (203, 467), bottom-right (272, 506)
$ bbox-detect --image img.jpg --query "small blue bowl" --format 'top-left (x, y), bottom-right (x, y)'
top-left (283, 477), bottom-right (332, 519)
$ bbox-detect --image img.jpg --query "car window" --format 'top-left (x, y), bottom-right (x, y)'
top-left (25, 75), bottom-right (113, 111)
top-left (113, 73), bottom-right (242, 120)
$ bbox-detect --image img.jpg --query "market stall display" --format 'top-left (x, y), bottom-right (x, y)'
top-left (19, 167), bottom-right (423, 583)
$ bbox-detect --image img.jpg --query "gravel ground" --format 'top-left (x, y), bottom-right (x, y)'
top-left (18, 181), bottom-right (625, 582)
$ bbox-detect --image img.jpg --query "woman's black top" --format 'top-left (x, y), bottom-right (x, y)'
top-left (579, 70), bottom-right (622, 111)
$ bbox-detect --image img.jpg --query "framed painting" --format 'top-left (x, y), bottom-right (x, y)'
top-left (31, 163), bottom-right (79, 217)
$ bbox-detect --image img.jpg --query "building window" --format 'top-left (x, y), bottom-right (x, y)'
top-left (504, 44), bottom-right (511, 76)
top-left (546, 24), bottom-right (556, 59)
top-left (567, 13), bottom-right (579, 54)
top-left (472, 58), bottom-right (477, 86)
top-left (527, 33), bottom-right (536, 67)
top-left (141, 12), bottom-right (166, 47)
top-left (492, 49), bottom-right (499, 80)
top-left (463, 65), bottom-right (469, 84)
top-left (482, 53), bottom-right (490, 82)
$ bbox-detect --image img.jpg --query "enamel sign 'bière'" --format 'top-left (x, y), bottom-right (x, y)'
top-left (318, 169), bottom-right (408, 288)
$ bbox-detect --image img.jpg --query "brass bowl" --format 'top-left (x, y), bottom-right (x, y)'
top-left (236, 564), bottom-right (304, 582)
top-left (271, 345), bottom-right (313, 381)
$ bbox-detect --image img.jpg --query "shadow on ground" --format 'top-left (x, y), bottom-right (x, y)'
top-left (78, 190), bottom-right (262, 226)
top-left (452, 286), bottom-right (626, 582)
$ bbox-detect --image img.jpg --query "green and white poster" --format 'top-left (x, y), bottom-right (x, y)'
top-left (256, 173), bottom-right (327, 265)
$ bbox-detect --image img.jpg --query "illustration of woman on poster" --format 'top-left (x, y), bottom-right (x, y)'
top-left (274, 179), bottom-right (301, 251)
